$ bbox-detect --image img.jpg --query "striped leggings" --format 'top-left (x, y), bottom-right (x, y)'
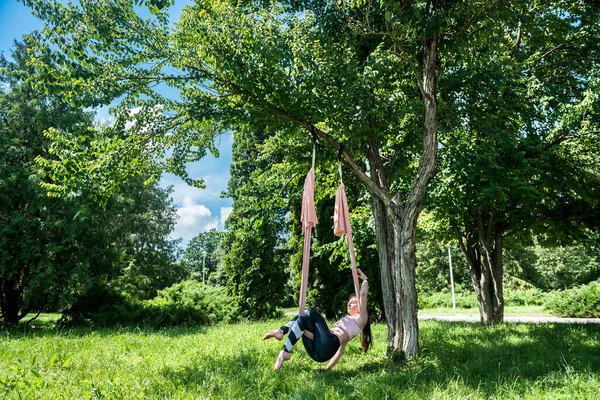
top-left (280, 308), bottom-right (340, 362)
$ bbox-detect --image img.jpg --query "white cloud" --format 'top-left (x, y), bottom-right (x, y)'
top-left (173, 196), bottom-right (218, 244)
top-left (171, 197), bottom-right (233, 247)
top-left (220, 206), bottom-right (233, 229)
top-left (89, 104), bottom-right (115, 126)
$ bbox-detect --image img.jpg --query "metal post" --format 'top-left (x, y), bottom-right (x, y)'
top-left (201, 250), bottom-right (207, 283)
top-left (448, 243), bottom-right (456, 310)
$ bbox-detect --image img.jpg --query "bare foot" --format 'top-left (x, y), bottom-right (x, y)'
top-left (274, 350), bottom-right (290, 370)
top-left (262, 329), bottom-right (284, 341)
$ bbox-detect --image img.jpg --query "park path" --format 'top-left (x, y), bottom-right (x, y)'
top-left (284, 310), bottom-right (600, 324)
top-left (418, 313), bottom-right (600, 324)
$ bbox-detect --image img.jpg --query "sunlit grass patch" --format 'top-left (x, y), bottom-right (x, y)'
top-left (1, 319), bottom-right (599, 399)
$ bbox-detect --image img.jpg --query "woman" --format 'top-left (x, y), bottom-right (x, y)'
top-left (263, 268), bottom-right (371, 370)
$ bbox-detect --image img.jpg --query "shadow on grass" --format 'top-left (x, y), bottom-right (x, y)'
top-left (161, 321), bottom-right (600, 399)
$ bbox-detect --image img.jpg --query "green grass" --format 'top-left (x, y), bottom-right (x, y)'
top-left (2, 316), bottom-right (600, 399)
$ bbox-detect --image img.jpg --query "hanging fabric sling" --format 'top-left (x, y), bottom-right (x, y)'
top-left (297, 148), bottom-right (360, 313)
top-left (298, 146), bottom-right (318, 314)
top-left (333, 162), bottom-right (361, 305)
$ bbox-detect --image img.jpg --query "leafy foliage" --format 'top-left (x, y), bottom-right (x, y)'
top-left (183, 229), bottom-right (225, 282)
top-left (415, 238), bottom-right (471, 294)
top-left (0, 42), bottom-right (185, 324)
top-left (419, 287), bottom-right (549, 309)
top-left (418, 286), bottom-right (479, 310)
top-left (504, 289), bottom-right (547, 307)
top-left (221, 127), bottom-right (290, 319)
top-left (422, 0), bottom-right (600, 323)
top-left (0, 43), bottom-right (98, 323)
top-left (69, 280), bottom-right (238, 328)
top-left (505, 244), bottom-right (600, 291)
top-left (545, 279), bottom-right (600, 318)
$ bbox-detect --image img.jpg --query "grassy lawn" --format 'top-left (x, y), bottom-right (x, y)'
top-left (2, 315), bottom-right (599, 399)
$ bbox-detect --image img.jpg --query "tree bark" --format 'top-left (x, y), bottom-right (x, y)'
top-left (454, 216), bottom-right (504, 326)
top-left (371, 197), bottom-right (404, 356)
top-left (1, 278), bottom-right (24, 324)
top-left (363, 34), bottom-right (437, 360)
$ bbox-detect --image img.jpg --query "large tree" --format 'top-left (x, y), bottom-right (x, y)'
top-left (22, 0), bottom-right (526, 358)
top-left (428, 0), bottom-right (600, 325)
top-left (0, 41), bottom-right (185, 324)
top-left (184, 229), bottom-right (224, 281)
top-left (0, 44), bottom-right (101, 324)
top-left (220, 126), bottom-right (290, 319)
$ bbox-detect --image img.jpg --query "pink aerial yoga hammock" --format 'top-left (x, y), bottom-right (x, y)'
top-left (333, 182), bottom-right (361, 306)
top-left (297, 158), bottom-right (361, 313)
top-left (298, 168), bottom-right (317, 314)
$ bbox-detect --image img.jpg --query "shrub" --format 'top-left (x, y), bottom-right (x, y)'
top-left (504, 288), bottom-right (547, 306)
top-left (419, 287), bottom-right (548, 309)
top-left (82, 280), bottom-right (239, 328)
top-left (544, 280), bottom-right (600, 318)
top-left (418, 286), bottom-right (479, 309)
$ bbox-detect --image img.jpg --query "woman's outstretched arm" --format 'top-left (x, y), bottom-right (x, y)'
top-left (357, 268), bottom-right (369, 327)
top-left (324, 342), bottom-right (346, 370)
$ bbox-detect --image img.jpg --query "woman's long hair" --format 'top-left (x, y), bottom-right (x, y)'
top-left (350, 295), bottom-right (372, 353)
top-left (359, 318), bottom-right (372, 353)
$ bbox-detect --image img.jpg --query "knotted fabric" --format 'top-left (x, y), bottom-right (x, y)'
top-left (298, 168), bottom-right (318, 313)
top-left (334, 183), bottom-right (361, 305)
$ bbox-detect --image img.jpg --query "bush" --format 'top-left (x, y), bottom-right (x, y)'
top-left (504, 288), bottom-right (547, 306)
top-left (81, 280), bottom-right (239, 328)
top-left (418, 286), bottom-right (479, 309)
top-left (419, 287), bottom-right (548, 309)
top-left (544, 280), bottom-right (600, 318)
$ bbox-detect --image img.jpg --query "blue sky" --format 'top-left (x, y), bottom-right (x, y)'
top-left (0, 0), bottom-right (234, 247)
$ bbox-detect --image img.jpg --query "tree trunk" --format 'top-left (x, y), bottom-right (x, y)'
top-left (454, 217), bottom-right (504, 326)
top-left (366, 34), bottom-right (437, 360)
top-left (371, 197), bottom-right (404, 357)
top-left (400, 215), bottom-right (419, 358)
top-left (371, 197), bottom-right (420, 360)
top-left (1, 278), bottom-right (23, 324)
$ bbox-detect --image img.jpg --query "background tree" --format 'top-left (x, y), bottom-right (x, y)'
top-left (63, 177), bottom-right (187, 320)
top-left (0, 41), bottom-right (186, 324)
top-left (505, 244), bottom-right (600, 291)
top-left (102, 179), bottom-right (185, 301)
top-left (0, 43), bottom-right (98, 324)
top-left (184, 229), bottom-right (224, 282)
top-left (427, 0), bottom-right (600, 325)
top-left (221, 126), bottom-right (290, 319)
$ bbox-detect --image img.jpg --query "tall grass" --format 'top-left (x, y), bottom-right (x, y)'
top-left (1, 316), bottom-right (599, 399)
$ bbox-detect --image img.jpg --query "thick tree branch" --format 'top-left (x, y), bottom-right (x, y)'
top-left (275, 111), bottom-right (396, 208)
top-left (512, 8), bottom-right (524, 57)
top-left (544, 130), bottom-right (599, 150)
top-left (404, 36), bottom-right (438, 224)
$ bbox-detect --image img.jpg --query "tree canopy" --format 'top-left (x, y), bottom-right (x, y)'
top-left (0, 41), bottom-right (185, 324)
